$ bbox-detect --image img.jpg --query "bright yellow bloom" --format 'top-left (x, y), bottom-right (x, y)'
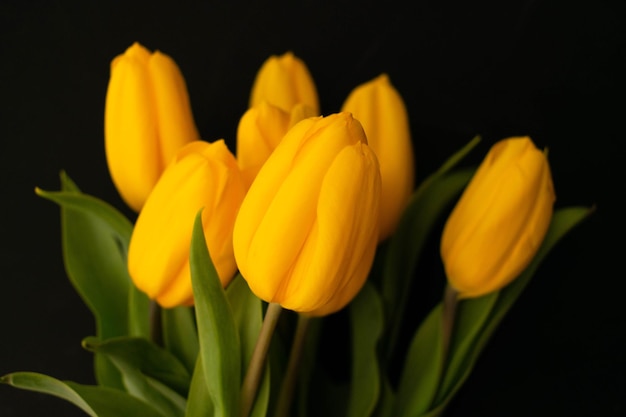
top-left (249, 51), bottom-right (320, 115)
top-left (128, 140), bottom-right (246, 308)
top-left (233, 112), bottom-right (381, 316)
top-left (236, 101), bottom-right (316, 188)
top-left (105, 42), bottom-right (200, 212)
top-left (440, 137), bottom-right (555, 298)
top-left (341, 74), bottom-right (415, 240)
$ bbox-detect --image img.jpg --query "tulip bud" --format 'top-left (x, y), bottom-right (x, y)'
top-left (249, 51), bottom-right (320, 115)
top-left (236, 101), bottom-right (316, 188)
top-left (128, 140), bottom-right (246, 308)
top-left (233, 112), bottom-right (382, 316)
top-left (341, 74), bottom-right (415, 241)
top-left (105, 42), bottom-right (201, 212)
top-left (440, 137), bottom-right (556, 298)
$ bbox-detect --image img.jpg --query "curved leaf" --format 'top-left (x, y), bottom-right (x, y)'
top-left (381, 168), bottom-right (475, 364)
top-left (185, 356), bottom-right (214, 417)
top-left (82, 336), bottom-right (191, 396)
top-left (392, 305), bottom-right (443, 417)
top-left (36, 171), bottom-right (148, 388)
top-left (433, 206), bottom-right (593, 409)
top-left (189, 210), bottom-right (241, 416)
top-left (347, 281), bottom-right (384, 417)
top-left (1, 372), bottom-right (165, 417)
top-left (162, 306), bottom-right (199, 374)
top-left (1, 372), bottom-right (97, 416)
top-left (380, 134), bottom-right (480, 366)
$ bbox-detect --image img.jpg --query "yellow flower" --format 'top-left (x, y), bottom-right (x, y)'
top-left (249, 51), bottom-right (320, 115)
top-left (236, 101), bottom-right (316, 188)
top-left (105, 42), bottom-right (200, 212)
top-left (440, 137), bottom-right (556, 298)
top-left (233, 112), bottom-right (381, 316)
top-left (341, 74), bottom-right (415, 240)
top-left (128, 140), bottom-right (246, 308)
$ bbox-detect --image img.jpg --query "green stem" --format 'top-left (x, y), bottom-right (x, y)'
top-left (241, 302), bottom-right (283, 417)
top-left (440, 284), bottom-right (458, 385)
top-left (274, 313), bottom-right (312, 417)
top-left (150, 300), bottom-right (162, 346)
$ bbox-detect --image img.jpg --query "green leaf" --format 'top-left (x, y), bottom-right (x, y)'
top-left (381, 168), bottom-right (475, 365)
top-left (83, 337), bottom-right (187, 417)
top-left (380, 136), bottom-right (480, 366)
top-left (0, 372), bottom-right (164, 417)
top-left (36, 171), bottom-right (149, 388)
top-left (392, 206), bottom-right (591, 417)
top-left (162, 306), bottom-right (199, 375)
top-left (185, 356), bottom-right (214, 417)
top-left (347, 281), bottom-right (384, 417)
top-left (189, 210), bottom-right (241, 417)
top-left (371, 375), bottom-right (395, 417)
top-left (227, 275), bottom-right (270, 417)
top-left (432, 206), bottom-right (593, 410)
top-left (392, 304), bottom-right (443, 417)
top-left (82, 336), bottom-right (191, 396)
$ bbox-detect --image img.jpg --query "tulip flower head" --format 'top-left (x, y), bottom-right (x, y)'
top-left (249, 51), bottom-right (320, 115)
top-left (341, 74), bottom-right (415, 240)
top-left (105, 42), bottom-right (200, 212)
top-left (128, 140), bottom-right (246, 308)
top-left (440, 137), bottom-right (555, 298)
top-left (233, 112), bottom-right (382, 316)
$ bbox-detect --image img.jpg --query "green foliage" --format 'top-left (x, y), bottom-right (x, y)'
top-left (0, 372), bottom-right (165, 417)
top-left (3, 137), bottom-right (591, 417)
top-left (392, 206), bottom-right (591, 417)
top-left (35, 172), bottom-right (150, 388)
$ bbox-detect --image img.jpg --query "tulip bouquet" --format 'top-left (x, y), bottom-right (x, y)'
top-left (2, 43), bottom-right (591, 417)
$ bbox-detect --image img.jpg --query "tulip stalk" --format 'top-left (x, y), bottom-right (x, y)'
top-left (149, 300), bottom-right (162, 346)
top-left (273, 313), bottom-right (312, 417)
top-left (241, 302), bottom-right (283, 417)
top-left (441, 284), bottom-right (458, 371)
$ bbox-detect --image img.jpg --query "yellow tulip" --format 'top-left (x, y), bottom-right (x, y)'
top-left (233, 112), bottom-right (382, 316)
top-left (236, 101), bottom-right (316, 188)
top-left (440, 137), bottom-right (556, 298)
top-left (128, 140), bottom-right (246, 308)
top-left (249, 51), bottom-right (320, 115)
top-left (105, 42), bottom-right (200, 212)
top-left (341, 74), bottom-right (415, 240)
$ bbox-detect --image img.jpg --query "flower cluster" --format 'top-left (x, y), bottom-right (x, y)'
top-left (2, 42), bottom-right (589, 417)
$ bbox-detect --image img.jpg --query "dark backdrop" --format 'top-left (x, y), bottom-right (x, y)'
top-left (1, 1), bottom-right (624, 416)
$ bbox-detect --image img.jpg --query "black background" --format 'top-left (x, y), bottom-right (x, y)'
top-left (1, 1), bottom-right (624, 416)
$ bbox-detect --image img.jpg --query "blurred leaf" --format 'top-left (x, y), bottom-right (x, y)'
top-left (381, 168), bottom-right (474, 365)
top-left (162, 306), bottom-right (199, 375)
top-left (83, 337), bottom-right (187, 416)
top-left (36, 171), bottom-right (149, 388)
top-left (128, 285), bottom-right (151, 339)
top-left (82, 336), bottom-right (191, 396)
top-left (380, 136), bottom-right (479, 366)
top-left (392, 206), bottom-right (591, 417)
top-left (347, 281), bottom-right (383, 417)
top-left (371, 376), bottom-right (395, 417)
top-left (432, 206), bottom-right (593, 411)
top-left (227, 275), bottom-right (270, 417)
top-left (185, 356), bottom-right (214, 417)
top-left (189, 210), bottom-right (241, 416)
top-left (0, 372), bottom-right (164, 417)
top-left (392, 304), bottom-right (443, 417)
